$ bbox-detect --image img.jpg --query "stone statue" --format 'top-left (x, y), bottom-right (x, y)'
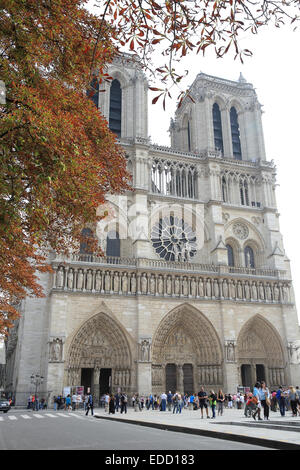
top-left (150, 275), bottom-right (156, 294)
top-left (223, 279), bottom-right (228, 298)
top-left (67, 269), bottom-right (73, 289)
top-left (182, 277), bottom-right (188, 296)
top-left (122, 273), bottom-right (128, 293)
top-left (174, 277), bottom-right (180, 295)
top-left (131, 273), bottom-right (137, 294)
top-left (157, 276), bottom-right (163, 295)
top-left (113, 272), bottom-right (119, 292)
top-left (191, 278), bottom-right (197, 297)
top-left (56, 267), bottom-right (64, 288)
top-left (226, 341), bottom-right (236, 362)
top-left (237, 281), bottom-right (243, 299)
top-left (259, 282), bottom-right (265, 300)
top-left (77, 269), bottom-right (84, 290)
top-left (140, 339), bottom-right (151, 362)
top-left (198, 278), bottom-right (204, 297)
top-left (213, 279), bottom-right (219, 298)
top-left (104, 271), bottom-right (111, 291)
top-left (206, 279), bottom-right (211, 297)
top-left (273, 283), bottom-right (280, 302)
top-left (86, 270), bottom-right (93, 290)
top-left (244, 281), bottom-right (250, 300)
top-left (95, 271), bottom-right (102, 291)
top-left (166, 276), bottom-right (172, 295)
top-left (251, 282), bottom-right (258, 300)
top-left (50, 338), bottom-right (62, 362)
top-left (141, 274), bottom-right (147, 294)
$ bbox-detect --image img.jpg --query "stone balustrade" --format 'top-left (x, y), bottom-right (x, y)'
top-left (51, 258), bottom-right (291, 304)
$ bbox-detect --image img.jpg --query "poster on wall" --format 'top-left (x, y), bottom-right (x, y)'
top-left (76, 386), bottom-right (84, 396)
top-left (63, 387), bottom-right (71, 397)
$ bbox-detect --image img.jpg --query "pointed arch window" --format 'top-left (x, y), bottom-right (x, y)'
top-left (226, 244), bottom-right (235, 267)
top-left (230, 107), bottom-right (242, 160)
top-left (244, 246), bottom-right (255, 268)
top-left (106, 230), bottom-right (120, 257)
top-left (109, 79), bottom-right (122, 137)
top-left (213, 103), bottom-right (224, 154)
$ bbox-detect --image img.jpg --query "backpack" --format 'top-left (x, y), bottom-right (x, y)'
top-left (252, 396), bottom-right (258, 405)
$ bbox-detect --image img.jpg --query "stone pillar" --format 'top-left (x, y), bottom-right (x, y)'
top-left (93, 368), bottom-right (100, 405)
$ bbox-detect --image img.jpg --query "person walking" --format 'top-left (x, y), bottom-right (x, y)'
top-left (260, 381), bottom-right (270, 420)
top-left (104, 392), bottom-right (110, 412)
top-left (72, 393), bottom-right (77, 411)
top-left (276, 386), bottom-right (286, 416)
top-left (217, 389), bottom-right (225, 416)
top-left (115, 392), bottom-right (120, 412)
top-left (66, 394), bottom-right (72, 411)
top-left (209, 390), bottom-right (217, 419)
top-left (289, 386), bottom-right (298, 417)
top-left (85, 393), bottom-right (94, 416)
top-left (197, 387), bottom-right (210, 419)
top-left (120, 392), bottom-right (128, 414)
top-left (252, 382), bottom-right (263, 421)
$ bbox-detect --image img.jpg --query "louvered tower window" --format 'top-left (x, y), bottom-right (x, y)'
top-left (109, 79), bottom-right (122, 138)
top-left (230, 107), bottom-right (242, 160)
top-left (213, 103), bottom-right (224, 154)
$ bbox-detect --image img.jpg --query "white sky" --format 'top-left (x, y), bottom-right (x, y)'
top-left (87, 2), bottom-right (300, 323)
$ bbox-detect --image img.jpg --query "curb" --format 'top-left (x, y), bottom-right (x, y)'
top-left (94, 414), bottom-right (300, 450)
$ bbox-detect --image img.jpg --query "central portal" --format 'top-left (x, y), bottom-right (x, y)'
top-left (165, 363), bottom-right (194, 394)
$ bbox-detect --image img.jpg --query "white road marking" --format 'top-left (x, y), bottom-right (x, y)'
top-left (8, 415), bottom-right (17, 420)
top-left (20, 415), bottom-right (32, 420)
top-left (44, 413), bottom-right (58, 418)
top-left (32, 414), bottom-right (44, 419)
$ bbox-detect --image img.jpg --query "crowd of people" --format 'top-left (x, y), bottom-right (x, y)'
top-left (98, 383), bottom-right (300, 420)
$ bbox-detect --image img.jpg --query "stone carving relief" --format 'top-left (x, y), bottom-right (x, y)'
top-left (53, 266), bottom-right (291, 305)
top-left (225, 340), bottom-right (236, 363)
top-left (49, 338), bottom-right (64, 362)
top-left (232, 222), bottom-right (249, 240)
top-left (139, 338), bottom-right (151, 362)
top-left (288, 341), bottom-right (300, 364)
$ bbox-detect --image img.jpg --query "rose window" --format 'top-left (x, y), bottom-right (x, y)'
top-left (151, 216), bottom-right (197, 261)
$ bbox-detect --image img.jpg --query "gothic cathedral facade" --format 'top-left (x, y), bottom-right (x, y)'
top-left (5, 54), bottom-right (300, 404)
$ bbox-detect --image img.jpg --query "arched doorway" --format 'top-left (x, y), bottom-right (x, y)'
top-left (237, 315), bottom-right (286, 388)
top-left (67, 312), bottom-right (132, 403)
top-left (152, 304), bottom-right (223, 395)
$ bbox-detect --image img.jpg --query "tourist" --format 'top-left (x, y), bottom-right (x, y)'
top-left (160, 392), bottom-right (167, 411)
top-left (120, 392), bottom-right (128, 414)
top-left (104, 392), bottom-right (110, 412)
top-left (244, 392), bottom-right (253, 417)
top-left (66, 394), bottom-right (72, 411)
top-left (227, 393), bottom-right (233, 409)
top-left (217, 389), bottom-right (225, 416)
top-left (252, 382), bottom-right (262, 421)
top-left (276, 386), bottom-right (285, 416)
top-left (260, 381), bottom-right (270, 420)
top-left (209, 390), bottom-right (217, 419)
top-left (172, 392), bottom-right (180, 414)
top-left (189, 393), bottom-right (195, 411)
top-left (198, 387), bottom-right (210, 419)
top-left (288, 386), bottom-right (298, 417)
top-left (115, 392), bottom-right (120, 412)
top-left (85, 393), bottom-right (94, 416)
top-left (167, 391), bottom-right (173, 411)
top-left (109, 394), bottom-right (116, 415)
top-left (72, 393), bottom-right (77, 411)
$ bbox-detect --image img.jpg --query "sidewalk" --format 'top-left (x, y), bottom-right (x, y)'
top-left (94, 407), bottom-right (300, 450)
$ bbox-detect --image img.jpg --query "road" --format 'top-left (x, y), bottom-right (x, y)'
top-left (0, 409), bottom-right (271, 451)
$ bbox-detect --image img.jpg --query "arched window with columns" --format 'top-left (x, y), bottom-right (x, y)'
top-left (109, 79), bottom-right (122, 137)
top-left (226, 244), bottom-right (235, 267)
top-left (230, 107), bottom-right (242, 160)
top-left (213, 103), bottom-right (224, 154)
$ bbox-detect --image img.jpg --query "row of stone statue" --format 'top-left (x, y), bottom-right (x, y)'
top-left (54, 265), bottom-right (290, 303)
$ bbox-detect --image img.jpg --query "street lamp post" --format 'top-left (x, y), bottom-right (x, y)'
top-left (30, 373), bottom-right (44, 411)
